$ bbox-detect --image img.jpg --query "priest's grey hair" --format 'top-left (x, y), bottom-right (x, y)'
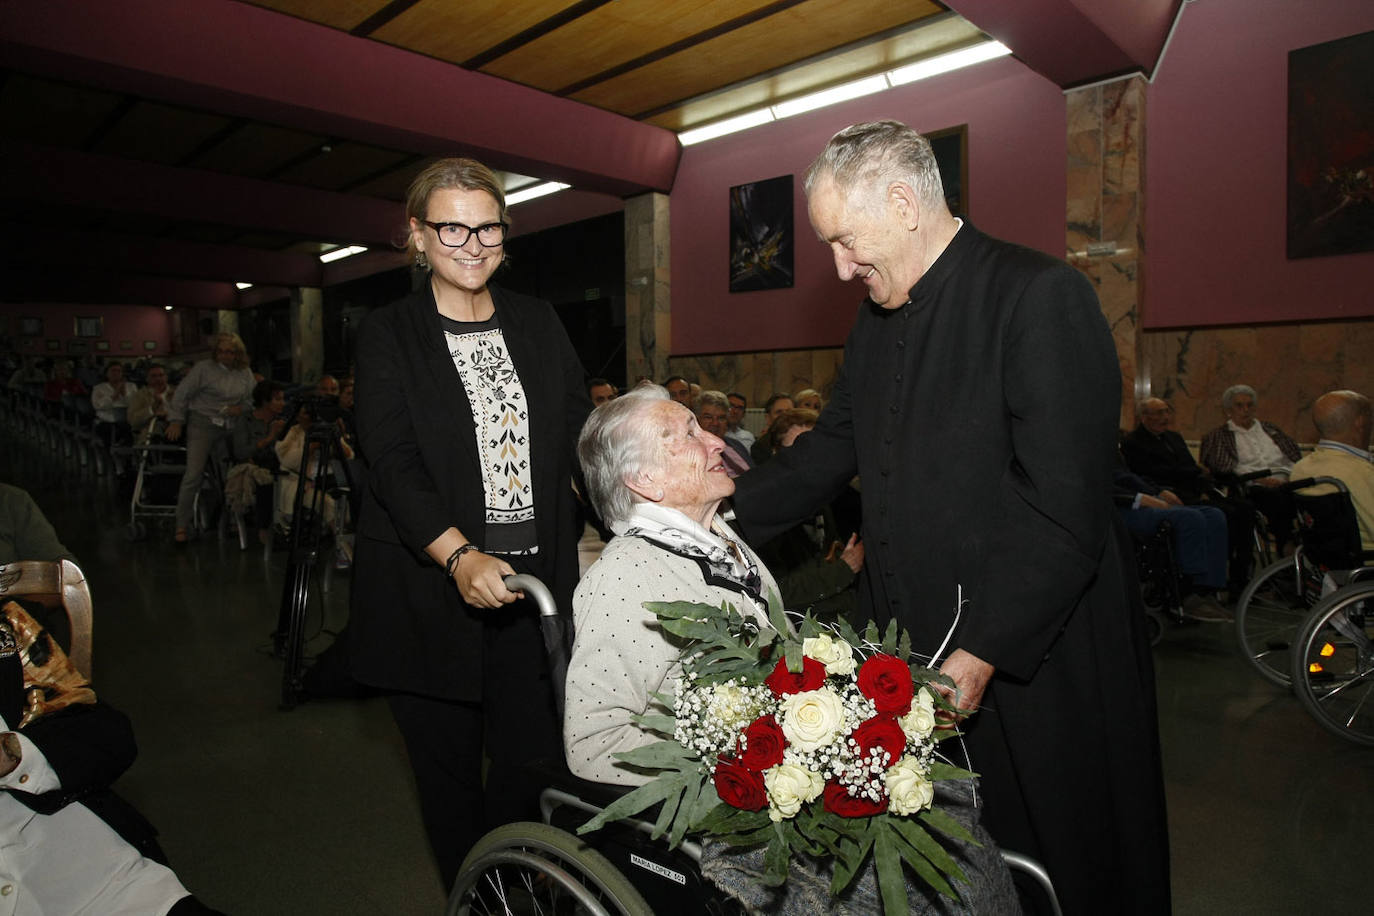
top-left (578, 382), bottom-right (671, 528)
top-left (1221, 384), bottom-right (1257, 410)
top-left (804, 119), bottom-right (946, 212)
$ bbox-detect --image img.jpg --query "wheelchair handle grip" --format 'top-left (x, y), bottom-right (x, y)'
top-left (503, 574), bottom-right (558, 618)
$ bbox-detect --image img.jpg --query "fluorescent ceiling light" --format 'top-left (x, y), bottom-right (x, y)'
top-left (679, 109), bottom-right (776, 146)
top-left (771, 75), bottom-right (890, 120)
top-left (886, 40), bottom-right (1010, 86)
top-left (319, 245), bottom-right (368, 263)
top-left (163, 305), bottom-right (173, 311)
top-left (678, 39), bottom-right (1010, 146)
top-left (506, 181), bottom-right (571, 205)
top-left (235, 282), bottom-right (253, 290)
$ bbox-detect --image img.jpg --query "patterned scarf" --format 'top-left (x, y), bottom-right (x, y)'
top-left (615, 503), bottom-right (764, 605)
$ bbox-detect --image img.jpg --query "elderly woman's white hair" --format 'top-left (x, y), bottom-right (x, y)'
top-left (1222, 384), bottom-right (1257, 410)
top-left (577, 382), bottom-right (671, 528)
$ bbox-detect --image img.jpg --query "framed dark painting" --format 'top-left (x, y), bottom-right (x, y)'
top-left (729, 174), bottom-right (794, 292)
top-left (19, 316), bottom-right (43, 337)
top-left (927, 124), bottom-right (968, 220)
top-left (1287, 30), bottom-right (1374, 259)
top-left (75, 315), bottom-right (104, 338)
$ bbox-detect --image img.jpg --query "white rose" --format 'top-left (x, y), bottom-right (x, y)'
top-left (706, 684), bottom-right (751, 729)
top-left (764, 763), bottom-right (824, 822)
top-left (899, 687), bottom-right (938, 741)
top-left (885, 756), bottom-right (935, 815)
top-left (778, 687), bottom-right (846, 752)
top-left (802, 634), bottom-right (856, 676)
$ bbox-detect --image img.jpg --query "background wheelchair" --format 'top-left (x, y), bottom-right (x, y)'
top-left (446, 575), bottom-right (1063, 916)
top-left (1231, 478), bottom-right (1373, 745)
top-left (1233, 477), bottom-right (1371, 686)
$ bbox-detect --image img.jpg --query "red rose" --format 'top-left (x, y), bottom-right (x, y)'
top-left (851, 715), bottom-right (906, 769)
top-left (823, 781), bottom-right (889, 817)
top-left (714, 757), bottom-right (768, 811)
top-left (737, 715), bottom-right (787, 771)
top-left (856, 653), bottom-right (915, 715)
top-left (765, 655), bottom-right (827, 697)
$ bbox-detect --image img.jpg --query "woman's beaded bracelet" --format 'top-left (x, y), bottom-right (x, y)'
top-left (445, 542), bottom-right (480, 578)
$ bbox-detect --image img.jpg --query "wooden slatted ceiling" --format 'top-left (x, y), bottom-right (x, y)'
top-left (242, 0), bottom-right (390, 32)
top-left (370, 1), bottom-right (577, 65)
top-left (642, 14), bottom-right (983, 131)
top-left (563, 0), bottom-right (947, 118)
top-left (247, 0), bottom-right (947, 123)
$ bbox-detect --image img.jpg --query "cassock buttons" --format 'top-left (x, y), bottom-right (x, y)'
top-left (894, 374), bottom-right (902, 382)
top-left (889, 405), bottom-right (898, 413)
top-left (896, 340), bottom-right (905, 348)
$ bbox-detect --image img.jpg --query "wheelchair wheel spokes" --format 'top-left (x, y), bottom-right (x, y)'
top-left (450, 823), bottom-right (652, 916)
top-left (1292, 584), bottom-right (1374, 747)
top-left (457, 850), bottom-right (600, 915)
top-left (1235, 557), bottom-right (1310, 687)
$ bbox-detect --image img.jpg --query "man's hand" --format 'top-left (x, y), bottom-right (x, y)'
top-left (936, 648), bottom-right (995, 724)
top-left (1139, 494), bottom-right (1170, 510)
top-left (164, 421), bottom-right (183, 442)
top-left (453, 551), bottom-right (520, 608)
top-left (1159, 489), bottom-right (1183, 506)
top-left (839, 534), bottom-right (864, 573)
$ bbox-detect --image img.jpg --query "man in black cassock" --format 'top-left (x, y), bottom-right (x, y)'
top-left (732, 120), bottom-right (1170, 914)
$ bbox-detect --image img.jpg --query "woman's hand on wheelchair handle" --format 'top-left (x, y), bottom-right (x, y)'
top-left (454, 551), bottom-right (519, 608)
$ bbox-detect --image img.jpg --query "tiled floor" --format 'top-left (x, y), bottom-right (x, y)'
top-left (4, 438), bottom-right (1370, 914)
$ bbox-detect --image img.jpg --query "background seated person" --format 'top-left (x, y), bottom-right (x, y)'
top-left (41, 360), bottom-right (86, 418)
top-left (90, 361), bottom-right (137, 462)
top-left (1113, 457), bottom-right (1229, 619)
top-left (126, 364), bottom-right (175, 444)
top-left (566, 385), bottom-right (1014, 913)
top-left (275, 398), bottom-right (354, 536)
top-left (793, 387), bottom-right (823, 412)
top-left (1200, 384), bottom-right (1302, 552)
top-left (1122, 397), bottom-right (1255, 599)
top-left (1291, 389), bottom-right (1374, 554)
top-left (726, 392), bottom-right (754, 449)
top-left (695, 389), bottom-right (753, 477)
top-left (566, 384), bottom-right (777, 784)
top-left (749, 393), bottom-right (794, 465)
top-left (752, 408), bottom-right (864, 620)
top-left (230, 380), bottom-right (287, 544)
top-left (586, 377), bottom-right (617, 407)
top-left (2, 601), bottom-right (222, 915)
top-left (0, 483), bottom-right (78, 566)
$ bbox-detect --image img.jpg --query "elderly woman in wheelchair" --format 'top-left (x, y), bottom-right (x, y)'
top-left (561, 384), bottom-right (1020, 914)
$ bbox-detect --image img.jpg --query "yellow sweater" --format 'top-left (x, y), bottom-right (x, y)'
top-left (1291, 444), bottom-right (1374, 553)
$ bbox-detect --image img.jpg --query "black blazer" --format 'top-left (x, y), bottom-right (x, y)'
top-left (349, 282), bottom-right (590, 700)
top-left (1120, 425), bottom-right (1206, 501)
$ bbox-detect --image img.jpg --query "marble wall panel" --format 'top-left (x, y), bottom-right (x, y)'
top-left (624, 192), bottom-right (670, 384)
top-left (291, 287), bottom-right (323, 385)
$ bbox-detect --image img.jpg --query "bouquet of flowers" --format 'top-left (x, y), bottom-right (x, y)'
top-left (578, 598), bottom-right (980, 915)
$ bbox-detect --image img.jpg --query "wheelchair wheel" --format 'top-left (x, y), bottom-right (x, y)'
top-left (1290, 582), bottom-right (1374, 747)
top-left (448, 822), bottom-right (652, 916)
top-left (1234, 557), bottom-right (1309, 687)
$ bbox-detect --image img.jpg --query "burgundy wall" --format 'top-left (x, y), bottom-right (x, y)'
top-left (670, 57), bottom-right (1066, 355)
top-left (2, 303), bottom-right (173, 356)
top-left (1145, 0), bottom-right (1374, 328)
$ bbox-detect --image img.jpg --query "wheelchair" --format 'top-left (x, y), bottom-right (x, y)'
top-left (446, 576), bottom-right (1064, 916)
top-left (1234, 477), bottom-right (1373, 689)
top-left (1130, 517), bottom-right (1185, 645)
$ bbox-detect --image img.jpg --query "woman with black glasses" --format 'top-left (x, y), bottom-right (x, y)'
top-left (349, 158), bottom-right (591, 890)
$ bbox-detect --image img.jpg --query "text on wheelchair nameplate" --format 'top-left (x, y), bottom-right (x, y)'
top-left (629, 853), bottom-right (686, 885)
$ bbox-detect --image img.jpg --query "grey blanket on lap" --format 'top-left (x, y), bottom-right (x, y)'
top-left (698, 780), bottom-right (1021, 915)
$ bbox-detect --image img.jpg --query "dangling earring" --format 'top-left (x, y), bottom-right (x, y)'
top-left (414, 250), bottom-right (429, 270)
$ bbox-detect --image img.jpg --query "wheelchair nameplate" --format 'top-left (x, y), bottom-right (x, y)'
top-left (629, 853), bottom-right (687, 885)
